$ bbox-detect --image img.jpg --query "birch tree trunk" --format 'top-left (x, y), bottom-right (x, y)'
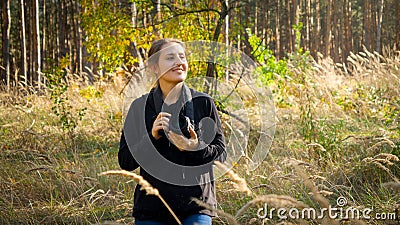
top-left (76, 0), bottom-right (82, 74)
top-left (34, 0), bottom-right (41, 88)
top-left (42, 0), bottom-right (46, 80)
top-left (224, 0), bottom-right (229, 80)
top-left (376, 0), bottom-right (384, 53)
top-left (324, 0), bottom-right (332, 57)
top-left (20, 0), bottom-right (28, 86)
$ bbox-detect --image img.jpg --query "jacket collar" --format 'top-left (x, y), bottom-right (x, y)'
top-left (151, 83), bottom-right (194, 122)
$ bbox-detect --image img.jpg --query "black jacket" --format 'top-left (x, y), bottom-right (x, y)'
top-left (119, 84), bottom-right (226, 223)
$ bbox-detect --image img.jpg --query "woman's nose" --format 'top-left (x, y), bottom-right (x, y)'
top-left (175, 57), bottom-right (184, 65)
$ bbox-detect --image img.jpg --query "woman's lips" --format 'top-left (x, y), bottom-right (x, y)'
top-left (172, 66), bottom-right (184, 72)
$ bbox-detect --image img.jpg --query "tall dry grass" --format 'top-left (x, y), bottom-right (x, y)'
top-left (100, 170), bottom-right (181, 225)
top-left (0, 49), bottom-right (399, 224)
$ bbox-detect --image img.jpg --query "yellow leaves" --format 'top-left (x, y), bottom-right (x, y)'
top-left (114, 111), bottom-right (122, 121)
top-left (79, 86), bottom-right (104, 100)
top-left (59, 54), bottom-right (70, 69)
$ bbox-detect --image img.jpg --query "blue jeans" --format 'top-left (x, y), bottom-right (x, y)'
top-left (134, 214), bottom-right (212, 225)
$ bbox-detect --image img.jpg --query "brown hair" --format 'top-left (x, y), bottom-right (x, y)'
top-left (147, 38), bottom-right (185, 66)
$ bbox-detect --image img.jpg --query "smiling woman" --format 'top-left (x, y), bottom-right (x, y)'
top-left (118, 38), bottom-right (227, 225)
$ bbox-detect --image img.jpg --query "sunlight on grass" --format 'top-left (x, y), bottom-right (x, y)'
top-left (1, 50), bottom-right (399, 224)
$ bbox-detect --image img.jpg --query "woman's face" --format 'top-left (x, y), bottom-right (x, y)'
top-left (156, 42), bottom-right (188, 85)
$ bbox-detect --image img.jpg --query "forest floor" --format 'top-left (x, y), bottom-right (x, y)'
top-left (1, 51), bottom-right (400, 225)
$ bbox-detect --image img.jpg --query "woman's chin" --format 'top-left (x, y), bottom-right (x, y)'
top-left (172, 75), bottom-right (187, 83)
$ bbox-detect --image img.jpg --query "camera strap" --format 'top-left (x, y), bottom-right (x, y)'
top-left (181, 85), bottom-right (195, 127)
top-left (150, 84), bottom-right (195, 127)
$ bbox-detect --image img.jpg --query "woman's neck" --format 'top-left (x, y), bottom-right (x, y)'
top-left (159, 81), bottom-right (184, 105)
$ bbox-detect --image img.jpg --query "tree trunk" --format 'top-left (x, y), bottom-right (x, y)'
top-left (332, 0), bottom-right (339, 62)
top-left (48, 0), bottom-right (55, 70)
top-left (376, 0), bottom-right (384, 53)
top-left (276, 0), bottom-right (281, 58)
top-left (224, 0), bottom-right (229, 80)
top-left (312, 0), bottom-right (321, 60)
top-left (42, 0), bottom-right (46, 79)
top-left (396, 0), bottom-right (400, 49)
top-left (76, 0), bottom-right (82, 74)
top-left (2, 0), bottom-right (11, 89)
top-left (58, 0), bottom-right (66, 61)
top-left (27, 0), bottom-right (33, 85)
top-left (131, 1), bottom-right (137, 28)
top-left (128, 1), bottom-right (144, 71)
top-left (242, 1), bottom-right (252, 55)
top-left (206, 0), bottom-right (228, 79)
top-left (20, 0), bottom-right (27, 86)
top-left (324, 0), bottom-right (332, 57)
top-left (342, 0), bottom-right (349, 62)
top-left (292, 0), bottom-right (298, 51)
top-left (254, 1), bottom-right (258, 35)
top-left (69, 0), bottom-right (77, 74)
top-left (32, 0), bottom-right (37, 84)
top-left (347, 0), bottom-right (352, 54)
top-left (371, 1), bottom-right (377, 51)
top-left (154, 0), bottom-right (161, 22)
top-left (363, 0), bottom-right (370, 51)
top-left (261, 0), bottom-right (267, 46)
top-left (33, 0), bottom-right (41, 88)
top-left (305, 0), bottom-right (311, 53)
top-left (285, 0), bottom-right (292, 53)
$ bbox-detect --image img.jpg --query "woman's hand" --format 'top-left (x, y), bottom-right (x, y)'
top-left (151, 112), bottom-right (171, 140)
top-left (168, 125), bottom-right (199, 151)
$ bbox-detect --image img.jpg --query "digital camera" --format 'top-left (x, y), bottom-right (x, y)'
top-left (168, 113), bottom-right (192, 139)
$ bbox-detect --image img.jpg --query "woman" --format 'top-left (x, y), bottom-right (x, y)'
top-left (119, 38), bottom-right (227, 225)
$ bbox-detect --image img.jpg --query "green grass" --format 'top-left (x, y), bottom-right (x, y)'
top-left (1, 50), bottom-right (400, 224)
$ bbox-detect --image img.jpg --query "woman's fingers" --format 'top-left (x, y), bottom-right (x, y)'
top-left (168, 132), bottom-right (185, 150)
top-left (157, 113), bottom-right (171, 129)
top-left (153, 112), bottom-right (200, 150)
top-left (188, 125), bottom-right (197, 139)
top-left (157, 112), bottom-right (171, 119)
top-left (154, 114), bottom-right (170, 129)
top-left (152, 113), bottom-right (171, 139)
top-left (168, 130), bottom-right (199, 151)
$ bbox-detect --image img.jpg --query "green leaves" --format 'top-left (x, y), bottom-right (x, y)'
top-left (44, 56), bottom-right (86, 134)
top-left (247, 29), bottom-right (292, 108)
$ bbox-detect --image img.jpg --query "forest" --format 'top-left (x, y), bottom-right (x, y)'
top-left (1, 0), bottom-right (399, 86)
top-left (1, 0), bottom-right (400, 224)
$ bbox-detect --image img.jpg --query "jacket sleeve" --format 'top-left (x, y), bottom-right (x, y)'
top-left (118, 98), bottom-right (159, 171)
top-left (185, 97), bottom-right (227, 165)
top-left (118, 130), bottom-right (139, 171)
